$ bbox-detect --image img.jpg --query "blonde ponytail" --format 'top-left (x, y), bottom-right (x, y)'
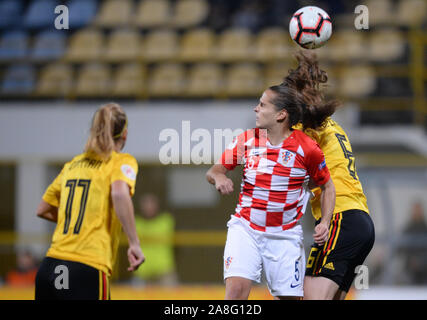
top-left (84, 103), bottom-right (127, 159)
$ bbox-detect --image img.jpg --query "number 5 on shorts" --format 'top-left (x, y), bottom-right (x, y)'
top-left (294, 260), bottom-right (300, 281)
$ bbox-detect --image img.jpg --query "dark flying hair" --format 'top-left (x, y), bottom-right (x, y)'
top-left (283, 50), bottom-right (340, 130)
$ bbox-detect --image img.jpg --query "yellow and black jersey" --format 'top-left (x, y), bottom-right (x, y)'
top-left (42, 151), bottom-right (138, 276)
top-left (295, 118), bottom-right (369, 220)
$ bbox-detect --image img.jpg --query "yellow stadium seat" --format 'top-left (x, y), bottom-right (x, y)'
top-left (75, 63), bottom-right (111, 97)
top-left (178, 28), bottom-right (215, 62)
top-left (338, 66), bottom-right (376, 98)
top-left (225, 63), bottom-right (263, 97)
top-left (264, 62), bottom-right (291, 88)
top-left (105, 29), bottom-right (142, 62)
top-left (318, 63), bottom-right (337, 97)
top-left (133, 0), bottom-right (171, 28)
top-left (186, 63), bottom-right (223, 97)
top-left (112, 63), bottom-right (146, 98)
top-left (216, 28), bottom-right (253, 62)
top-left (364, 0), bottom-right (393, 26)
top-left (140, 29), bottom-right (178, 62)
top-left (65, 29), bottom-right (104, 62)
top-left (396, 0), bottom-right (426, 27)
top-left (36, 63), bottom-right (73, 97)
top-left (367, 29), bottom-right (406, 62)
top-left (171, 0), bottom-right (209, 28)
top-left (148, 63), bottom-right (186, 97)
top-left (254, 28), bottom-right (290, 62)
top-left (94, 0), bottom-right (133, 27)
top-left (327, 29), bottom-right (366, 62)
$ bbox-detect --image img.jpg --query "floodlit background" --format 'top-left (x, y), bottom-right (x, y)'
top-left (0, 0), bottom-right (426, 300)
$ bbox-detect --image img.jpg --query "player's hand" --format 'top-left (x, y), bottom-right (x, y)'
top-left (127, 244), bottom-right (145, 272)
top-left (313, 222), bottom-right (329, 246)
top-left (215, 176), bottom-right (234, 195)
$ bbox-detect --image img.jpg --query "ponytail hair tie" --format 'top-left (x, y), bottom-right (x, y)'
top-left (113, 117), bottom-right (128, 139)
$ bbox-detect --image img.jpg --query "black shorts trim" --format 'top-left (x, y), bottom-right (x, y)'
top-left (35, 257), bottom-right (110, 300)
top-left (305, 209), bottom-right (375, 292)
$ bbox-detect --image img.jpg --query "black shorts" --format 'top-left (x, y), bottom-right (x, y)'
top-left (305, 209), bottom-right (375, 292)
top-left (35, 257), bottom-right (110, 300)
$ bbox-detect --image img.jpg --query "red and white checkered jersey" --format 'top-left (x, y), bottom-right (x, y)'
top-left (220, 128), bottom-right (330, 233)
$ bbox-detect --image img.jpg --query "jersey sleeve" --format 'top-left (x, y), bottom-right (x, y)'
top-left (111, 154), bottom-right (138, 196)
top-left (42, 167), bottom-right (65, 207)
top-left (218, 132), bottom-right (246, 171)
top-left (305, 143), bottom-right (330, 186)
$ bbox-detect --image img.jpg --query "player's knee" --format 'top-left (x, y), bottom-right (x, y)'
top-left (303, 276), bottom-right (339, 300)
top-left (225, 278), bottom-right (250, 300)
top-left (226, 284), bottom-right (248, 300)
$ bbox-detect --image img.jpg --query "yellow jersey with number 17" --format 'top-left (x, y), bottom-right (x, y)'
top-left (295, 118), bottom-right (369, 220)
top-left (42, 151), bottom-right (138, 276)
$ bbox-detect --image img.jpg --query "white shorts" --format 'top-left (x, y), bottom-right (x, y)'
top-left (223, 215), bottom-right (305, 297)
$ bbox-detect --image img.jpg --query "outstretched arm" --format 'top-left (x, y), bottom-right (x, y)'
top-left (206, 164), bottom-right (234, 195)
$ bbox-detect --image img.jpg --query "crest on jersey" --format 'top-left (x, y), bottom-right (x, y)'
top-left (121, 164), bottom-right (136, 180)
top-left (278, 149), bottom-right (296, 167)
top-left (318, 160), bottom-right (326, 170)
top-left (225, 256), bottom-right (233, 270)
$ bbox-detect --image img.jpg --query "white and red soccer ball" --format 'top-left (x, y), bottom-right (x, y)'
top-left (289, 6), bottom-right (332, 49)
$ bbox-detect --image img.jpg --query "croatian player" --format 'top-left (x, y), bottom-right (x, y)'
top-left (206, 84), bottom-right (336, 300)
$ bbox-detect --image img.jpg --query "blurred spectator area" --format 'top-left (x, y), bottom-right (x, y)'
top-left (0, 0), bottom-right (426, 126)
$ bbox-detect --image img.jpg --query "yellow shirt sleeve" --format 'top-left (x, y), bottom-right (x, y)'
top-left (292, 123), bottom-right (322, 144)
top-left (42, 167), bottom-right (64, 207)
top-left (111, 154), bottom-right (138, 196)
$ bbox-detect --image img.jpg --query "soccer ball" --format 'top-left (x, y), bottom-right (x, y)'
top-left (289, 6), bottom-right (332, 49)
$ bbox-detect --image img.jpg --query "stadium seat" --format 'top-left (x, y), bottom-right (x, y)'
top-left (216, 28), bottom-right (253, 62)
top-left (0, 31), bottom-right (28, 62)
top-left (367, 29), bottom-right (406, 62)
top-left (320, 64), bottom-right (337, 97)
top-left (148, 63), bottom-right (186, 97)
top-left (112, 63), bottom-right (146, 98)
top-left (178, 28), bottom-right (215, 62)
top-left (171, 0), bottom-right (209, 28)
top-left (68, 0), bottom-right (98, 29)
top-left (0, 0), bottom-right (24, 29)
top-left (74, 63), bottom-right (111, 97)
top-left (133, 0), bottom-right (171, 28)
top-left (338, 66), bottom-right (376, 98)
top-left (224, 63), bottom-right (263, 97)
top-left (105, 29), bottom-right (142, 62)
top-left (254, 28), bottom-right (290, 62)
top-left (186, 63), bottom-right (223, 97)
top-left (1, 64), bottom-right (35, 95)
top-left (364, 0), bottom-right (392, 26)
top-left (264, 62), bottom-right (291, 88)
top-left (140, 30), bottom-right (178, 62)
top-left (31, 30), bottom-right (66, 62)
top-left (65, 29), bottom-right (104, 62)
top-left (396, 0), bottom-right (426, 27)
top-left (94, 0), bottom-right (133, 27)
top-left (23, 0), bottom-right (58, 29)
top-left (36, 63), bottom-right (73, 97)
top-left (327, 29), bottom-right (366, 62)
